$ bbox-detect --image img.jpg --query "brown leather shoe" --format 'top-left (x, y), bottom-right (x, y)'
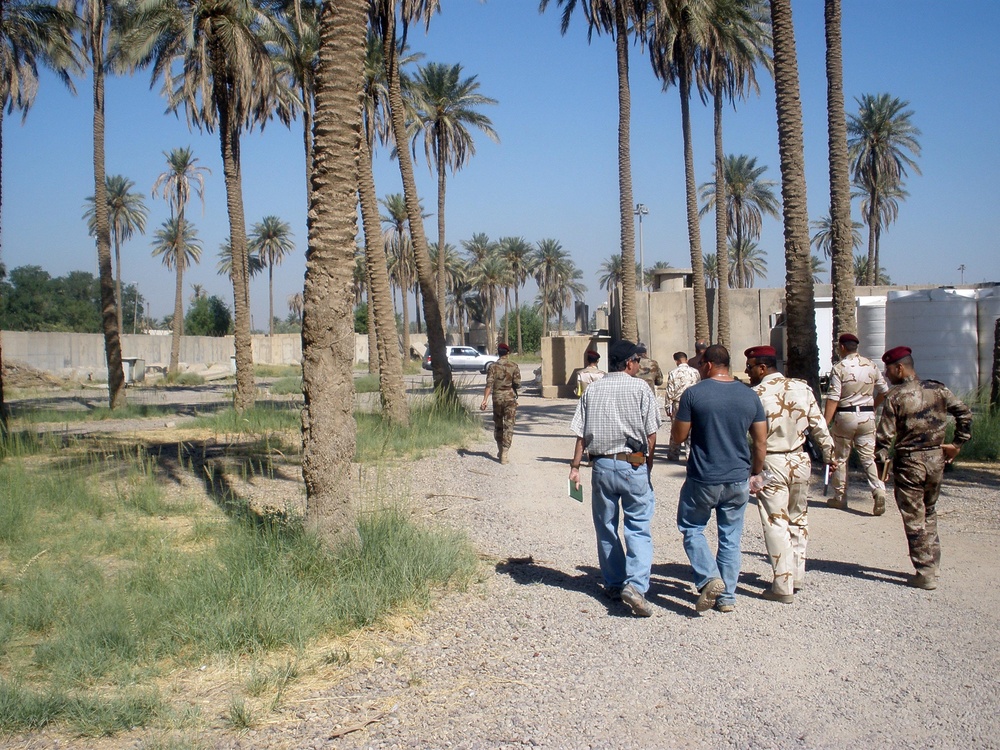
top-left (621, 584), bottom-right (654, 617)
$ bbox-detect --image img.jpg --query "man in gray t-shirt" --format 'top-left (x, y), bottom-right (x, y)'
top-left (671, 344), bottom-right (767, 614)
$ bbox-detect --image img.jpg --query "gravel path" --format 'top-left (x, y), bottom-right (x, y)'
top-left (7, 373), bottom-right (1000, 749)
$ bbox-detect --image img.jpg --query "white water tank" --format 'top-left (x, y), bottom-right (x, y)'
top-left (885, 288), bottom-right (979, 396)
top-left (977, 287), bottom-right (1000, 391)
top-left (856, 296), bottom-right (886, 363)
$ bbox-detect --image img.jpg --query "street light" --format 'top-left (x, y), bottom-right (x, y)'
top-left (634, 203), bottom-right (648, 291)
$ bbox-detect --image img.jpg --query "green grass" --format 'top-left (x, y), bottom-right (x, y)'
top-left (161, 372), bottom-right (206, 386)
top-left (255, 364), bottom-right (301, 379)
top-left (356, 400), bottom-right (480, 462)
top-left (951, 394), bottom-right (1000, 462)
top-left (354, 374), bottom-right (381, 393)
top-left (0, 424), bottom-right (477, 736)
top-left (268, 376), bottom-right (302, 395)
top-left (9, 403), bottom-right (179, 425)
top-left (189, 404), bottom-right (302, 434)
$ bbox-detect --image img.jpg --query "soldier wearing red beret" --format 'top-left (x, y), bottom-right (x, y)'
top-left (823, 332), bottom-right (890, 515)
top-left (875, 346), bottom-right (973, 590)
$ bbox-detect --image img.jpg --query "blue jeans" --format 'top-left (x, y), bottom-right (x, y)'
top-left (676, 478), bottom-right (750, 606)
top-left (591, 457), bottom-right (656, 594)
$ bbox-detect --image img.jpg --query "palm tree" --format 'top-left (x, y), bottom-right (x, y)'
top-left (648, 0), bottom-right (713, 343)
top-left (847, 92), bottom-right (921, 285)
top-left (598, 252), bottom-right (624, 336)
top-left (84, 174), bottom-right (149, 334)
top-left (249, 216), bottom-right (295, 336)
top-left (703, 253), bottom-right (718, 288)
top-left (728, 238), bottom-right (767, 288)
top-left (461, 232), bottom-right (495, 265)
top-left (700, 0), bottom-right (771, 348)
top-left (853, 253), bottom-right (891, 286)
top-left (429, 241), bottom-right (465, 335)
top-left (699, 155), bottom-right (779, 268)
top-left (120, 0), bottom-right (294, 412)
top-left (371, 0), bottom-right (453, 396)
top-left (768, 0), bottom-right (819, 391)
top-left (548, 258), bottom-right (586, 335)
top-left (380, 192), bottom-right (418, 358)
top-left (468, 253), bottom-right (508, 350)
top-left (853, 176), bottom-right (907, 285)
top-left (810, 214), bottom-right (862, 259)
top-left (1, 0), bottom-right (78, 430)
top-left (151, 217), bottom-right (202, 373)
top-left (287, 291), bottom-right (303, 323)
top-left (409, 61), bottom-right (498, 309)
top-left (809, 254), bottom-right (827, 284)
top-left (532, 238), bottom-right (568, 337)
top-left (298, 0), bottom-right (368, 539)
top-left (823, 0), bottom-right (856, 343)
top-left (191, 283), bottom-right (206, 301)
top-left (497, 236), bottom-right (533, 353)
top-left (541, 0), bottom-right (645, 343)
top-left (217, 239), bottom-right (265, 280)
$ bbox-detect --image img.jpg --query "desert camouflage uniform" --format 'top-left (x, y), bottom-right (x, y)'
top-left (875, 377), bottom-right (972, 577)
top-left (827, 353), bottom-right (889, 506)
top-left (753, 372), bottom-right (834, 596)
top-left (664, 363), bottom-right (700, 459)
top-left (487, 356), bottom-right (521, 457)
top-left (636, 356), bottom-right (663, 397)
top-left (574, 364), bottom-right (606, 396)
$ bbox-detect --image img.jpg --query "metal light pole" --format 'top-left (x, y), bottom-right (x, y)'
top-left (634, 203), bottom-right (648, 291)
top-left (958, 264), bottom-right (966, 284)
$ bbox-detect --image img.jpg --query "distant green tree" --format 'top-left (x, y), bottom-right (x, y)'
top-left (0, 265), bottom-right (53, 330)
top-left (56, 271), bottom-right (101, 331)
top-left (499, 305), bottom-right (542, 354)
top-left (354, 302), bottom-right (369, 334)
top-left (184, 295), bottom-right (232, 337)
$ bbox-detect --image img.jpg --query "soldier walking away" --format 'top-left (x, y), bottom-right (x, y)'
top-left (687, 339), bottom-right (709, 370)
top-left (569, 340), bottom-right (661, 617)
top-left (875, 346), bottom-right (973, 591)
top-left (823, 333), bottom-right (890, 514)
top-left (635, 343), bottom-right (664, 396)
top-left (572, 349), bottom-right (606, 397)
top-left (746, 346), bottom-right (837, 603)
top-left (665, 351), bottom-right (700, 460)
top-left (481, 343), bottom-right (521, 464)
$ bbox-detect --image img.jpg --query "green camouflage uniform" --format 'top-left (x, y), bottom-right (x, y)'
top-left (487, 356), bottom-right (521, 455)
top-left (753, 372), bottom-right (834, 596)
top-left (875, 377), bottom-right (972, 577)
top-left (636, 357), bottom-right (663, 397)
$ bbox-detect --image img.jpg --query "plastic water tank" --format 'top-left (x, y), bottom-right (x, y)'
top-left (885, 288), bottom-right (979, 396)
top-left (856, 296), bottom-right (886, 363)
top-left (977, 286), bottom-right (1000, 391)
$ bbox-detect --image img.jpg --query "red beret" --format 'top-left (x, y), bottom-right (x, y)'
top-left (881, 346), bottom-right (912, 364)
top-left (744, 345), bottom-right (776, 359)
top-left (838, 333), bottom-right (859, 345)
top-left (497, 343), bottom-right (510, 355)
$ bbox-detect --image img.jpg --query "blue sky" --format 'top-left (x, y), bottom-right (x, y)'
top-left (3, 0), bottom-right (998, 329)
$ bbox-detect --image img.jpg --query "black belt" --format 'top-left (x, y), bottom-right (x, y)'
top-left (836, 405), bottom-right (874, 413)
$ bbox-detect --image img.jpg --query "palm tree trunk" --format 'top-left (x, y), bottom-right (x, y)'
top-left (382, 26), bottom-right (451, 396)
top-left (712, 90), bottom-right (731, 349)
top-left (770, 0), bottom-right (820, 394)
top-left (679, 67), bottom-right (709, 343)
top-left (215, 90), bottom-right (255, 412)
top-left (515, 285), bottom-right (522, 354)
top-left (865, 192), bottom-right (877, 286)
top-left (401, 268), bottom-right (411, 359)
top-left (268, 263), bottom-right (275, 336)
top-left (170, 263), bottom-right (183, 372)
top-left (614, 6), bottom-right (638, 343)
top-left (503, 287), bottom-right (510, 343)
top-left (358, 133), bottom-right (408, 425)
top-left (824, 0), bottom-right (857, 350)
top-left (301, 0), bottom-right (366, 542)
top-left (541, 269), bottom-right (549, 338)
top-left (436, 133), bottom-right (448, 313)
top-left (92, 32), bottom-right (126, 409)
top-left (0, 108), bottom-right (6, 434)
top-left (301, 79), bottom-right (314, 208)
top-left (114, 232), bottom-right (123, 335)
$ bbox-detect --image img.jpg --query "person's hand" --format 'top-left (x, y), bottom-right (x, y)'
top-left (749, 473), bottom-right (765, 494)
top-left (827, 458), bottom-right (839, 471)
top-left (480, 400), bottom-right (488, 411)
top-left (942, 444), bottom-right (961, 464)
top-left (569, 466), bottom-right (581, 490)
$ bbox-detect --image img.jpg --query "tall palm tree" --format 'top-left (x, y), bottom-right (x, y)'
top-left (823, 0), bottom-right (856, 343)
top-left (548, 258), bottom-right (586, 335)
top-left (380, 192), bottom-right (417, 358)
top-left (727, 238), bottom-right (767, 288)
top-left (648, 0), bottom-right (713, 343)
top-left (532, 238), bottom-right (568, 338)
top-left (703, 252), bottom-right (718, 288)
top-left (0, 0), bottom-right (78, 430)
top-left (119, 0), bottom-right (294, 412)
top-left (497, 236), bottom-right (532, 353)
top-left (287, 291), bottom-right (303, 323)
top-left (468, 253), bottom-right (508, 350)
top-left (151, 216), bottom-right (202, 372)
top-left (372, 0), bottom-right (453, 397)
top-left (768, 0), bottom-right (818, 392)
top-left (408, 61), bottom-right (498, 309)
top-left (217, 239), bottom-right (265, 280)
top-left (598, 252), bottom-right (624, 336)
top-left (69, 0), bottom-right (132, 407)
top-left (809, 254), bottom-right (827, 284)
top-left (853, 176), bottom-right (907, 285)
top-left (84, 174), bottom-right (149, 335)
top-left (853, 253), bottom-right (890, 286)
top-left (249, 215), bottom-right (295, 336)
top-left (847, 92), bottom-right (921, 285)
top-left (698, 153), bottom-right (779, 283)
top-left (810, 214), bottom-right (862, 259)
top-left (300, 0), bottom-right (368, 539)
top-left (541, 0), bottom-right (645, 343)
top-left (429, 241), bottom-right (464, 334)
top-left (701, 0), bottom-right (771, 348)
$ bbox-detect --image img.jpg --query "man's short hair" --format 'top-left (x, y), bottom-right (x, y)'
top-left (841, 339), bottom-right (859, 353)
top-left (702, 344), bottom-right (730, 368)
top-left (673, 351), bottom-right (688, 362)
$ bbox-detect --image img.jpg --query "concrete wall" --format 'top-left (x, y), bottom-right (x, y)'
top-left (540, 335), bottom-right (608, 399)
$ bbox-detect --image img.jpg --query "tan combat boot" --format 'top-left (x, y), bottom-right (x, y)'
top-left (872, 490), bottom-right (887, 516)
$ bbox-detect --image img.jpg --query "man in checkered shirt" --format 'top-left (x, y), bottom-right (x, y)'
top-left (569, 340), bottom-right (661, 617)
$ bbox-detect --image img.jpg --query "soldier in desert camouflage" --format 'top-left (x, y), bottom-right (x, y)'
top-left (875, 346), bottom-right (973, 590)
top-left (481, 343), bottom-right (521, 464)
top-left (746, 346), bottom-right (837, 603)
top-left (665, 351), bottom-right (700, 460)
top-left (635, 343), bottom-right (663, 397)
top-left (823, 333), bottom-right (890, 515)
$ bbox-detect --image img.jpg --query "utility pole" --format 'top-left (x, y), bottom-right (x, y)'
top-left (958, 264), bottom-right (966, 284)
top-left (634, 203), bottom-right (648, 291)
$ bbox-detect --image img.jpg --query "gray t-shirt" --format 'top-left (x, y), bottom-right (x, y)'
top-left (676, 378), bottom-right (766, 484)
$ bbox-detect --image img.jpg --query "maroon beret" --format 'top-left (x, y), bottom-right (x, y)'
top-left (881, 346), bottom-right (912, 365)
top-left (744, 345), bottom-right (777, 359)
top-left (838, 333), bottom-right (859, 345)
top-left (497, 343), bottom-right (510, 355)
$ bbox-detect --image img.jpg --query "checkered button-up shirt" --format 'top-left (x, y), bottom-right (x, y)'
top-left (570, 372), bottom-right (661, 456)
